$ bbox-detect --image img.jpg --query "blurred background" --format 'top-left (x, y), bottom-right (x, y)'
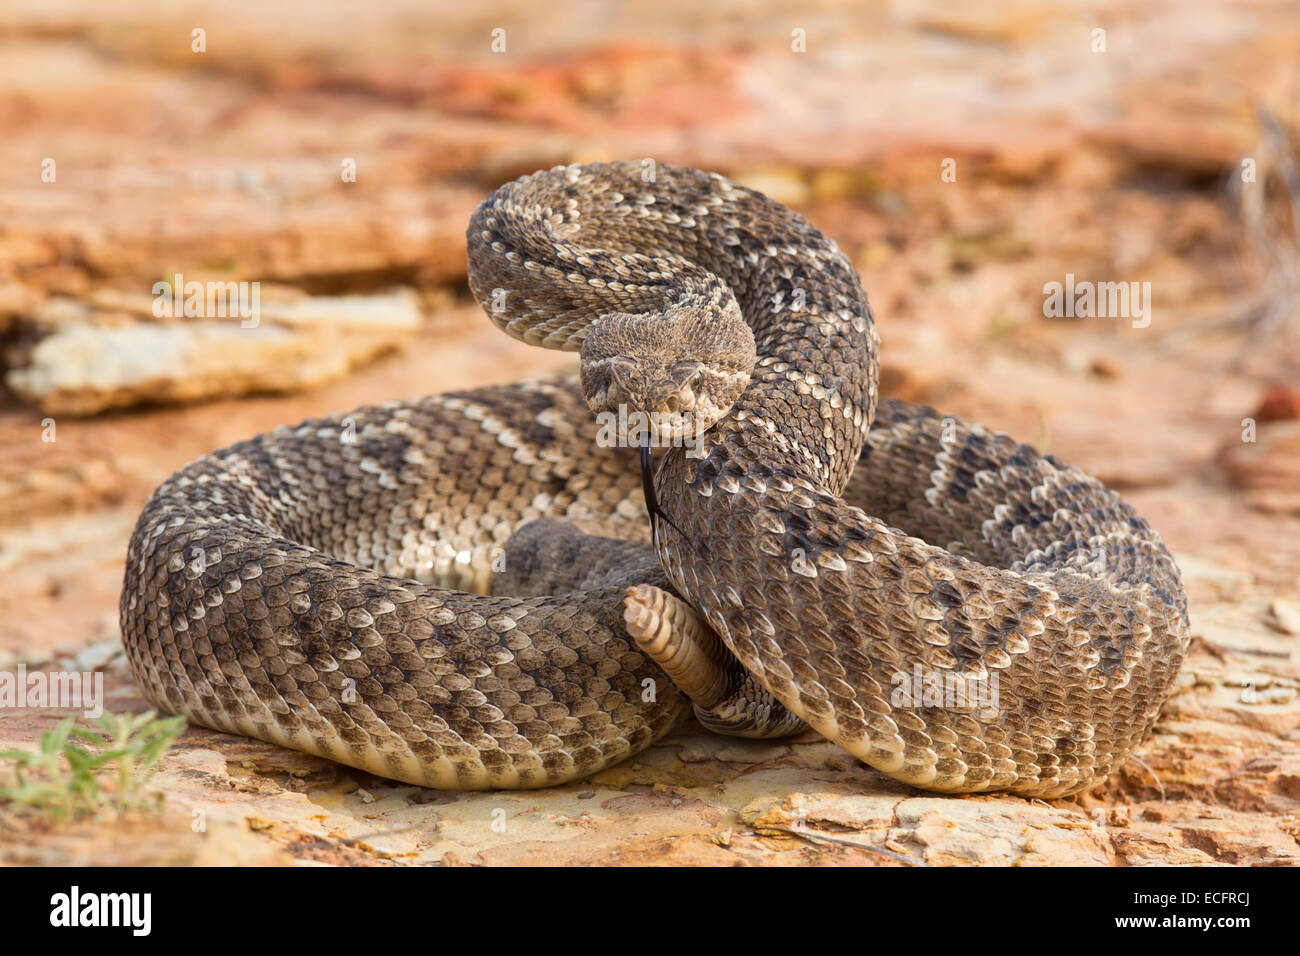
top-left (1, 0), bottom-right (1299, 863)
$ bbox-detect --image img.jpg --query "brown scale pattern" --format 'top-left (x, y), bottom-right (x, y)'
top-left (123, 162), bottom-right (1189, 796)
top-left (647, 401), bottom-right (1188, 796)
top-left (121, 382), bottom-right (691, 789)
top-left (468, 162), bottom-right (1186, 797)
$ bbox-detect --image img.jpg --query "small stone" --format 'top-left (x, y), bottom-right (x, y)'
top-left (1252, 384), bottom-right (1300, 423)
top-left (1267, 600), bottom-right (1300, 636)
top-left (69, 639), bottom-right (123, 673)
top-left (1090, 356), bottom-right (1122, 378)
top-left (358, 833), bottom-right (422, 858)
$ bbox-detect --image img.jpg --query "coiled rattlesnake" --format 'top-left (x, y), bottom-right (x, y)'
top-left (121, 162), bottom-right (1189, 797)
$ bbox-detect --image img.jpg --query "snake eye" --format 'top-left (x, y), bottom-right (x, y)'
top-left (608, 356), bottom-right (638, 390)
top-left (669, 361), bottom-right (702, 388)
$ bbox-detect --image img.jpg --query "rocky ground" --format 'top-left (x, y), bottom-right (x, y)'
top-left (1, 0), bottom-right (1299, 865)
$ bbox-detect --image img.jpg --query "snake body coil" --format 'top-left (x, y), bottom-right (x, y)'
top-left (122, 162), bottom-right (1189, 797)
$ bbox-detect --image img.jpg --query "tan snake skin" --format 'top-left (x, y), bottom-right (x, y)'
top-left (121, 162), bottom-right (1190, 797)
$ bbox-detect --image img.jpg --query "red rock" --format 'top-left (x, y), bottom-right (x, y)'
top-left (1253, 384), bottom-right (1300, 423)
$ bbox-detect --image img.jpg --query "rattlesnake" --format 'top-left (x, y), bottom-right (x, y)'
top-left (121, 161), bottom-right (1189, 797)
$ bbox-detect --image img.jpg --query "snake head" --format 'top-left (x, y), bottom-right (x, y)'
top-left (580, 296), bottom-right (755, 446)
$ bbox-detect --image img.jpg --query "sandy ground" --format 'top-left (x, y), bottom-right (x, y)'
top-left (1, 0), bottom-right (1299, 865)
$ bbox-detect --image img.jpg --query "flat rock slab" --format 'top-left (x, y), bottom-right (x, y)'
top-left (6, 287), bottom-right (422, 416)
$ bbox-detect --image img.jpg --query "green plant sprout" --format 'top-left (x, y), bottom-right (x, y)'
top-left (0, 710), bottom-right (185, 822)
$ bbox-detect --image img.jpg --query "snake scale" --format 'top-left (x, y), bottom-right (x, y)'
top-left (121, 161), bottom-right (1190, 798)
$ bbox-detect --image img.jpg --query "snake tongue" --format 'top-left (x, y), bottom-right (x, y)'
top-left (639, 434), bottom-right (684, 540)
